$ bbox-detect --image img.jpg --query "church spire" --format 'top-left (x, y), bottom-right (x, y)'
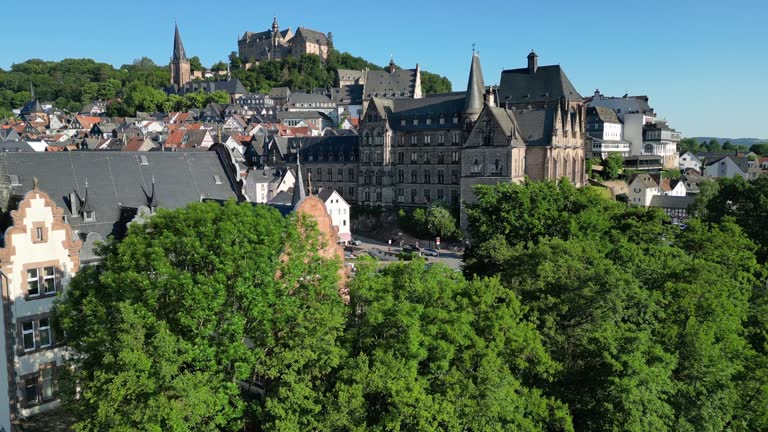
top-left (463, 50), bottom-right (486, 121)
top-left (173, 23), bottom-right (187, 62)
top-left (292, 154), bottom-right (307, 209)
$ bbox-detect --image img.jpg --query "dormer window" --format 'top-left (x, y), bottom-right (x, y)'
top-left (426, 118), bottom-right (432, 125)
top-left (83, 211), bottom-right (95, 221)
top-left (413, 119), bottom-right (419, 126)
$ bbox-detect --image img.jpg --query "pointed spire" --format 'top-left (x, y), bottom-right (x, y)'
top-left (272, 16), bottom-right (279, 33)
top-left (388, 56), bottom-right (396, 74)
top-left (149, 176), bottom-right (159, 209)
top-left (463, 50), bottom-right (486, 119)
top-left (30, 81), bottom-right (35, 102)
top-left (291, 153), bottom-right (306, 208)
top-left (173, 23), bottom-right (187, 62)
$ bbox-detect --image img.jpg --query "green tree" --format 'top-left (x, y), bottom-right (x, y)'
top-left (420, 71), bottom-right (452, 94)
top-left (750, 143), bottom-right (768, 155)
top-left (328, 260), bottom-right (573, 431)
top-left (601, 153), bottom-right (623, 179)
top-left (54, 201), bottom-right (347, 431)
top-left (228, 51), bottom-right (242, 69)
top-left (189, 56), bottom-right (203, 72)
top-left (707, 138), bottom-right (722, 152)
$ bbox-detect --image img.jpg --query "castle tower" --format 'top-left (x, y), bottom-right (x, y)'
top-left (170, 23), bottom-right (191, 88)
top-left (463, 50), bottom-right (486, 123)
top-left (527, 50), bottom-right (538, 74)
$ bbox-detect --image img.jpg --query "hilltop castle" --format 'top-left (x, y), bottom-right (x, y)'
top-left (238, 17), bottom-right (331, 62)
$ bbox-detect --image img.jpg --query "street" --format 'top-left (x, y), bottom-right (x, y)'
top-left (346, 235), bottom-right (464, 271)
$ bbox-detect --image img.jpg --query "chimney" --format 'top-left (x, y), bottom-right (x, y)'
top-left (69, 192), bottom-right (79, 215)
top-left (484, 86), bottom-right (496, 107)
top-left (527, 50), bottom-right (538, 74)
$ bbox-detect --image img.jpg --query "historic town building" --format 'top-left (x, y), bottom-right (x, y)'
top-left (169, 24), bottom-right (191, 89)
top-left (238, 17), bottom-right (330, 62)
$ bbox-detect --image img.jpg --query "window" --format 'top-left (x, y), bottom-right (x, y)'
top-left (424, 189), bottom-right (431, 202)
top-left (411, 170), bottom-right (418, 183)
top-left (413, 119), bottom-right (419, 126)
top-left (327, 168), bottom-right (333, 181)
top-left (36, 227), bottom-right (43, 241)
top-left (438, 134), bottom-right (445, 145)
top-left (452, 151), bottom-right (460, 163)
top-left (424, 135), bottom-right (431, 144)
top-left (411, 188), bottom-right (417, 203)
top-left (84, 210), bottom-right (95, 221)
top-left (410, 135), bottom-right (417, 145)
top-left (22, 321), bottom-right (35, 351)
top-left (349, 186), bottom-right (355, 197)
top-left (25, 377), bottom-right (38, 406)
top-left (424, 154), bottom-right (431, 164)
top-left (453, 116), bottom-right (459, 124)
top-left (424, 171), bottom-right (431, 184)
top-left (398, 170), bottom-right (404, 183)
top-left (348, 168), bottom-right (355, 181)
top-left (398, 152), bottom-right (404, 164)
top-left (437, 189), bottom-right (444, 200)
top-left (411, 152), bottom-right (417, 163)
top-left (43, 266), bottom-right (56, 295)
top-left (338, 169), bottom-right (344, 181)
top-left (27, 269), bottom-right (40, 297)
top-left (472, 159), bottom-right (481, 175)
top-left (493, 159), bottom-right (501, 174)
top-left (437, 170), bottom-right (445, 184)
top-left (440, 117), bottom-right (445, 125)
top-left (39, 318), bottom-right (51, 348)
top-left (401, 119), bottom-right (406, 126)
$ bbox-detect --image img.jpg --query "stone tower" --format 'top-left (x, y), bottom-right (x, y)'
top-left (170, 23), bottom-right (191, 88)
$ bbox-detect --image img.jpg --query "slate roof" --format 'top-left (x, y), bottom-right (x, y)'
top-left (277, 110), bottom-right (331, 121)
top-left (387, 93), bottom-right (466, 130)
top-left (294, 27), bottom-right (328, 45)
top-left (330, 84), bottom-right (363, 105)
top-left (514, 108), bottom-right (556, 146)
top-left (173, 24), bottom-right (187, 62)
top-left (704, 155), bottom-right (749, 173)
top-left (464, 53), bottom-right (485, 116)
top-left (587, 106), bottom-right (621, 124)
top-left (177, 79), bottom-right (247, 96)
top-left (0, 139), bottom-right (36, 152)
top-left (498, 65), bottom-right (582, 106)
top-left (298, 135), bottom-right (359, 162)
top-left (337, 69), bottom-right (364, 83)
top-left (0, 151), bottom-right (239, 260)
top-left (20, 100), bottom-right (44, 115)
top-left (363, 69), bottom-right (418, 99)
top-left (289, 92), bottom-right (334, 106)
top-left (649, 195), bottom-right (696, 209)
top-left (588, 94), bottom-right (653, 115)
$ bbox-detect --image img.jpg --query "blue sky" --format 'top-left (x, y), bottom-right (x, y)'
top-left (2, 0), bottom-right (766, 139)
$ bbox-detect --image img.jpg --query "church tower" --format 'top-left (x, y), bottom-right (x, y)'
top-left (170, 23), bottom-right (191, 88)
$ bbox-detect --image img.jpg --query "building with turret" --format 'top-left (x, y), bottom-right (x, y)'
top-left (238, 17), bottom-right (330, 62)
top-left (169, 24), bottom-right (191, 89)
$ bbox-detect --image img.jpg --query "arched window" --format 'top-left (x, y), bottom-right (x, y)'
top-left (363, 189), bottom-right (370, 201)
top-left (493, 159), bottom-right (501, 174)
top-left (376, 189), bottom-right (382, 201)
top-left (644, 143), bottom-right (654, 154)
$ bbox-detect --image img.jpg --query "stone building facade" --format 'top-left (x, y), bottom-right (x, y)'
top-left (238, 17), bottom-right (329, 62)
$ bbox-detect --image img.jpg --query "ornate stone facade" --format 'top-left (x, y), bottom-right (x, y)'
top-left (238, 17), bottom-right (329, 62)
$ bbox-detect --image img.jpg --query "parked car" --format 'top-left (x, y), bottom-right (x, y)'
top-left (402, 244), bottom-right (421, 255)
top-left (349, 239), bottom-right (362, 246)
top-left (422, 248), bottom-right (439, 257)
top-left (344, 251), bottom-right (357, 260)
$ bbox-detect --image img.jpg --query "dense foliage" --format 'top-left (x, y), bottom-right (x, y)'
top-left (54, 179), bottom-right (768, 431)
top-left (54, 201), bottom-right (347, 431)
top-left (464, 179), bottom-right (768, 431)
top-left (397, 203), bottom-right (462, 242)
top-left (1, 50), bottom-right (452, 118)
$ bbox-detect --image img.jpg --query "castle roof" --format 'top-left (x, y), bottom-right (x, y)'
top-left (294, 27), bottom-right (328, 45)
top-left (464, 52), bottom-right (485, 116)
top-left (363, 68), bottom-right (418, 99)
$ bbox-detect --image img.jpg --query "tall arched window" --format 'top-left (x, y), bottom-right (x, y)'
top-left (471, 158), bottom-right (481, 175)
top-left (493, 159), bottom-right (501, 175)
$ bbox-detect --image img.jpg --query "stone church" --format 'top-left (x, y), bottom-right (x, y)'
top-left (238, 17), bottom-right (330, 62)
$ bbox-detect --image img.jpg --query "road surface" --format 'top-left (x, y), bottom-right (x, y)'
top-left (346, 235), bottom-right (463, 271)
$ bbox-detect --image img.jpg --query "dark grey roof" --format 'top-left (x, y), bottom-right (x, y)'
top-left (289, 92), bottom-right (334, 106)
top-left (588, 94), bottom-right (653, 115)
top-left (269, 87), bottom-right (291, 98)
top-left (587, 106), bottom-right (621, 124)
top-left (388, 93), bottom-right (466, 130)
top-left (294, 27), bottom-right (328, 45)
top-left (498, 64), bottom-right (582, 106)
top-left (649, 195), bottom-right (696, 209)
top-left (363, 68), bottom-right (418, 99)
top-left (513, 108), bottom-right (556, 146)
top-left (464, 53), bottom-right (485, 116)
top-left (704, 155), bottom-right (749, 173)
top-left (1, 152), bottom-right (238, 256)
top-left (173, 24), bottom-right (187, 62)
top-left (291, 163), bottom-right (306, 207)
top-left (277, 110), bottom-right (330, 121)
top-left (330, 84), bottom-right (363, 105)
top-left (298, 135), bottom-right (359, 163)
top-left (20, 100), bottom-right (44, 115)
top-left (0, 140), bottom-right (35, 152)
top-left (177, 79), bottom-right (246, 96)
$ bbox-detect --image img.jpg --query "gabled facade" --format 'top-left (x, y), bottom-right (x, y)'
top-left (679, 151), bottom-right (702, 172)
top-left (1, 187), bottom-right (83, 427)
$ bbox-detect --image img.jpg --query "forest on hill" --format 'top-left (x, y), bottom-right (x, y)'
top-left (0, 50), bottom-right (452, 117)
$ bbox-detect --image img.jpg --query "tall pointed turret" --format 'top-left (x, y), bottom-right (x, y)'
top-left (292, 156), bottom-right (307, 209)
top-left (170, 23), bottom-right (191, 88)
top-left (173, 23), bottom-right (187, 62)
top-left (463, 50), bottom-right (486, 122)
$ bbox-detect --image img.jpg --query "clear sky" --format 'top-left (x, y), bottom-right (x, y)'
top-left (2, 0), bottom-right (766, 138)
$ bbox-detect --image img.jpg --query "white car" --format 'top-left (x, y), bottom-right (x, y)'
top-left (349, 239), bottom-right (362, 246)
top-left (422, 248), bottom-right (439, 257)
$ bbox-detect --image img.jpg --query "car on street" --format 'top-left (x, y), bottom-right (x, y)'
top-left (402, 244), bottom-right (421, 255)
top-left (349, 239), bottom-right (362, 246)
top-left (422, 248), bottom-right (439, 257)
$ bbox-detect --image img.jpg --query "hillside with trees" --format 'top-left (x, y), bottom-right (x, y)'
top-left (0, 50), bottom-right (452, 118)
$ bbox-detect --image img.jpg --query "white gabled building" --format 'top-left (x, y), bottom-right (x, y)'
top-left (679, 151), bottom-right (702, 173)
top-left (627, 173), bottom-right (661, 207)
top-left (702, 155), bottom-right (749, 179)
top-left (244, 167), bottom-right (295, 204)
top-left (317, 189), bottom-right (351, 243)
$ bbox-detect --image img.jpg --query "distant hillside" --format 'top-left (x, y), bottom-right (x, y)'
top-left (692, 137), bottom-right (767, 147)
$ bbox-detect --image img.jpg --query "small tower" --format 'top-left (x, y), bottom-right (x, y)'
top-left (272, 16), bottom-right (279, 34)
top-left (388, 57), bottom-right (396, 74)
top-left (463, 50), bottom-right (486, 123)
top-left (170, 23), bottom-right (191, 88)
top-left (527, 50), bottom-right (538, 74)
top-left (292, 155), bottom-right (307, 209)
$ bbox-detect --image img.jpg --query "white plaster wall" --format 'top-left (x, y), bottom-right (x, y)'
top-left (323, 191), bottom-right (350, 238)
